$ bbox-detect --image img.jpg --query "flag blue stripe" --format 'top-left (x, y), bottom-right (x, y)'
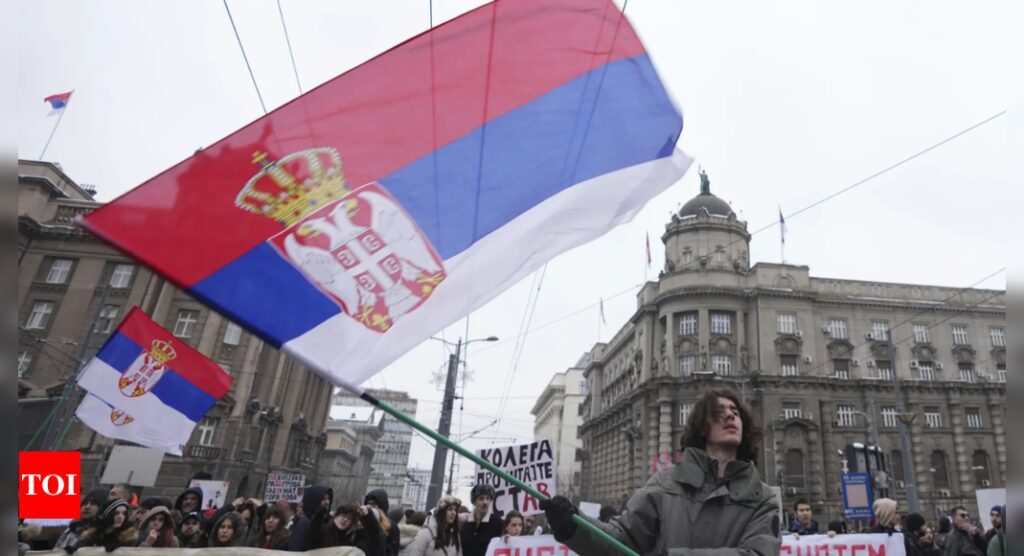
top-left (191, 53), bottom-right (681, 345)
top-left (96, 333), bottom-right (216, 422)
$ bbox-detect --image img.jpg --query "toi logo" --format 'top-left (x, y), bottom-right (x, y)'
top-left (19, 451), bottom-right (81, 519)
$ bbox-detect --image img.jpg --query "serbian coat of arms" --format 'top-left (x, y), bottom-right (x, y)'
top-left (236, 147), bottom-right (446, 333)
top-left (117, 338), bottom-right (176, 398)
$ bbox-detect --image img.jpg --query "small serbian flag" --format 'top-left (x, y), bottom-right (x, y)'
top-left (44, 91), bottom-right (73, 115)
top-left (75, 307), bottom-right (232, 455)
top-left (81, 0), bottom-right (690, 390)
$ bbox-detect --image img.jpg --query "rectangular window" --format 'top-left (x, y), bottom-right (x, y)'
top-left (710, 312), bottom-right (732, 335)
top-left (990, 327), bottom-right (1005, 347)
top-left (222, 322), bottom-right (242, 345)
top-left (679, 313), bottom-right (697, 336)
top-left (679, 403), bottom-right (692, 426)
top-left (877, 361), bottom-right (894, 381)
top-left (26, 301), bottom-right (54, 329)
top-left (780, 355), bottom-right (799, 377)
top-left (965, 408), bottom-right (983, 429)
top-left (828, 319), bottom-right (848, 339)
top-left (46, 259), bottom-right (74, 284)
top-left (924, 408), bottom-right (943, 428)
top-left (109, 264), bottom-right (135, 288)
top-left (912, 323), bottom-right (930, 344)
top-left (881, 407), bottom-right (899, 428)
top-left (952, 325), bottom-right (970, 345)
top-left (579, 380), bottom-right (588, 395)
top-left (833, 359), bottom-right (850, 380)
top-left (173, 309), bottom-right (199, 338)
top-left (18, 352), bottom-right (32, 378)
top-left (711, 355), bottom-right (732, 375)
top-left (681, 251), bottom-right (693, 265)
top-left (997, 365), bottom-right (1006, 383)
top-left (679, 355), bottom-right (696, 376)
top-left (777, 313), bottom-right (797, 334)
top-left (714, 250), bottom-right (724, 263)
top-left (959, 363), bottom-right (975, 383)
top-left (782, 402), bottom-right (802, 420)
top-left (918, 362), bottom-right (935, 382)
top-left (871, 321), bottom-right (890, 341)
top-left (836, 405), bottom-right (857, 427)
top-left (197, 418), bottom-right (218, 446)
top-left (94, 305), bottom-right (119, 334)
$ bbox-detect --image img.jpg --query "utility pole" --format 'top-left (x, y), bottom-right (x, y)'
top-left (889, 330), bottom-right (920, 512)
top-left (426, 338), bottom-right (460, 510)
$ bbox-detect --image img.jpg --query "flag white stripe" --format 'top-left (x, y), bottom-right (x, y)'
top-left (75, 393), bottom-right (189, 455)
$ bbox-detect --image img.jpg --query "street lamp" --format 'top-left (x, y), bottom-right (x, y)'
top-left (425, 335), bottom-right (498, 511)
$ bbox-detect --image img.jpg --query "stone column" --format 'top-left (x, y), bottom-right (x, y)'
top-left (806, 424), bottom-right (825, 500)
top-left (819, 400), bottom-right (839, 500)
top-left (658, 395), bottom-right (673, 456)
top-left (664, 312), bottom-right (676, 376)
top-left (698, 309), bottom-right (710, 370)
top-left (230, 338), bottom-right (264, 418)
top-left (907, 402), bottom-right (931, 500)
top-left (988, 396), bottom-right (1007, 485)
top-left (948, 400), bottom-right (972, 496)
top-left (197, 311), bottom-right (223, 354)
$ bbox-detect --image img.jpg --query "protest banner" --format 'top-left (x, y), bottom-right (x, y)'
top-left (263, 473), bottom-right (306, 503)
top-left (781, 533), bottom-right (906, 556)
top-left (485, 534), bottom-right (579, 556)
top-left (476, 440), bottom-right (556, 517)
top-left (975, 488), bottom-right (1006, 531)
top-left (33, 546), bottom-right (365, 555)
top-left (189, 479), bottom-right (230, 510)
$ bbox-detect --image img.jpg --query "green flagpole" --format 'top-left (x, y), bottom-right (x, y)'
top-left (362, 393), bottom-right (640, 556)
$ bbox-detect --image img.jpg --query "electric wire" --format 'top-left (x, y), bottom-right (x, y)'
top-left (223, 0), bottom-right (268, 114)
top-left (276, 0), bottom-right (303, 94)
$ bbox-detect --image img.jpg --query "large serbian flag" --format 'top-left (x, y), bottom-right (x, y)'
top-left (75, 308), bottom-right (232, 455)
top-left (80, 0), bottom-right (690, 390)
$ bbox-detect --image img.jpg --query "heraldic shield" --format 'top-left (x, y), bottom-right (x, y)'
top-left (239, 147), bottom-right (447, 333)
top-left (118, 339), bottom-right (176, 398)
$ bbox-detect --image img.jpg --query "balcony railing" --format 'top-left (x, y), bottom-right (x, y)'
top-left (52, 203), bottom-right (96, 226)
top-left (188, 445), bottom-right (223, 459)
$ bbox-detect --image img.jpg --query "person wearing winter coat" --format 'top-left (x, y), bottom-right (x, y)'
top-left (136, 506), bottom-right (180, 548)
top-left (174, 486), bottom-right (205, 516)
top-left (987, 506), bottom-right (1005, 556)
top-left (309, 503), bottom-right (385, 555)
top-left (406, 496), bottom-right (463, 556)
top-left (541, 389), bottom-right (781, 556)
top-left (68, 498), bottom-right (138, 553)
top-left (365, 488), bottom-right (401, 556)
top-left (461, 484), bottom-right (504, 556)
top-left (869, 499), bottom-right (923, 556)
top-left (207, 511), bottom-right (247, 547)
top-left (944, 506), bottom-right (987, 556)
top-left (54, 487), bottom-right (107, 550)
top-left (287, 484), bottom-right (334, 551)
top-left (177, 510), bottom-right (207, 548)
top-left (250, 504), bottom-right (292, 550)
top-left (397, 512), bottom-right (427, 556)
top-left (788, 499), bottom-right (821, 536)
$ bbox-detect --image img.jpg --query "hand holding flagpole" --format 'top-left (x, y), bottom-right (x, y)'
top-left (40, 90), bottom-right (74, 160)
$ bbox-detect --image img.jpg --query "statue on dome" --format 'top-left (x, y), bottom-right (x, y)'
top-left (699, 167), bottom-right (710, 195)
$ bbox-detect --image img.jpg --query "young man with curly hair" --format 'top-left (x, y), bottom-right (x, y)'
top-left (541, 388), bottom-right (781, 555)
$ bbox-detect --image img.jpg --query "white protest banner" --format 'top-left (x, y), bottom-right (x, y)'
top-left (190, 479), bottom-right (230, 510)
top-left (485, 534), bottom-right (579, 556)
top-left (781, 533), bottom-right (906, 556)
top-left (264, 473), bottom-right (306, 503)
top-left (476, 440), bottom-right (556, 517)
top-left (33, 546), bottom-right (366, 555)
top-left (975, 488), bottom-right (1005, 531)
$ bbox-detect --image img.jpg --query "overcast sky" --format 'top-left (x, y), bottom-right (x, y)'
top-left (18, 1), bottom-right (1019, 501)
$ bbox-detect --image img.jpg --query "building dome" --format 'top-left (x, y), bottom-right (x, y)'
top-left (678, 169), bottom-right (733, 217)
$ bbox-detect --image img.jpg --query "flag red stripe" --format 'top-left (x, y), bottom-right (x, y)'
top-left (81, 0), bottom-right (645, 287)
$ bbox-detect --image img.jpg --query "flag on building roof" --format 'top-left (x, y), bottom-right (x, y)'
top-left (779, 207), bottom-right (787, 245)
top-left (81, 0), bottom-right (691, 390)
top-left (75, 307), bottom-right (232, 455)
top-left (646, 232), bottom-right (653, 266)
top-left (44, 91), bottom-right (73, 115)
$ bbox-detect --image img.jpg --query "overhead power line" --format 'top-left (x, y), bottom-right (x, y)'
top-left (223, 0), bottom-right (268, 115)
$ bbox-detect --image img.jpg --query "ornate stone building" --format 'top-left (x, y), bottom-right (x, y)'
top-left (16, 159), bottom-right (365, 500)
top-left (578, 172), bottom-right (1006, 522)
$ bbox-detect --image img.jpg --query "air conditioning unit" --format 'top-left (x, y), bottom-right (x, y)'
top-left (936, 363), bottom-right (944, 371)
top-left (851, 359), bottom-right (860, 367)
top-left (806, 413), bottom-right (814, 421)
top-left (938, 489), bottom-right (952, 498)
top-left (865, 333), bottom-right (876, 341)
top-left (982, 480), bottom-right (991, 487)
top-left (802, 355), bottom-right (813, 364)
top-left (795, 330), bottom-right (803, 338)
top-left (895, 481), bottom-right (906, 488)
top-left (866, 360), bottom-right (876, 368)
top-left (910, 361), bottom-right (919, 369)
top-left (822, 326), bottom-right (832, 335)
top-left (786, 487), bottom-right (798, 495)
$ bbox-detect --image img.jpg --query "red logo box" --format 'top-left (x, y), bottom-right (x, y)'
top-left (19, 451), bottom-right (81, 519)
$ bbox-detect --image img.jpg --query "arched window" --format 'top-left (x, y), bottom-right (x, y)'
top-left (891, 450), bottom-right (905, 483)
top-left (931, 451), bottom-right (950, 489)
top-left (785, 449), bottom-right (806, 488)
top-left (972, 451), bottom-right (991, 487)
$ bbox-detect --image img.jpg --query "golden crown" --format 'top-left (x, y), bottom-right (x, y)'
top-left (235, 147), bottom-right (350, 228)
top-left (149, 339), bottom-right (177, 365)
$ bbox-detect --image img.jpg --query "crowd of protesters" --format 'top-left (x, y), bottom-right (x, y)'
top-left (20, 388), bottom-right (1006, 556)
